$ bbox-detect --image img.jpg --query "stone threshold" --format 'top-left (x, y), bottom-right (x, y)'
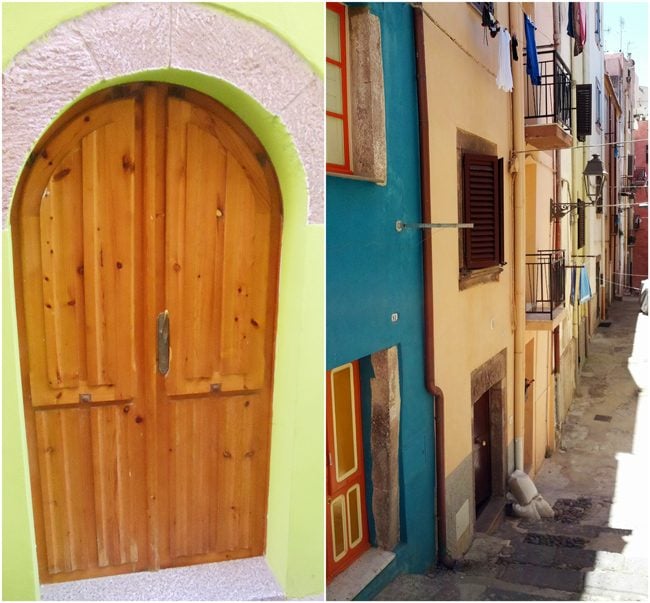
top-left (326, 548), bottom-right (396, 601)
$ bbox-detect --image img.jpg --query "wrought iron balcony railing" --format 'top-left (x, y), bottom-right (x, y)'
top-left (526, 250), bottom-right (566, 320)
top-left (524, 47), bottom-right (572, 133)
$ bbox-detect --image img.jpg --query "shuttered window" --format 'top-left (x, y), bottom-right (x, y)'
top-left (577, 198), bottom-right (585, 249)
top-left (576, 84), bottom-right (592, 142)
top-left (462, 154), bottom-right (504, 269)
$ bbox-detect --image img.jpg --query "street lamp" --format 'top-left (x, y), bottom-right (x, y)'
top-left (583, 154), bottom-right (608, 206)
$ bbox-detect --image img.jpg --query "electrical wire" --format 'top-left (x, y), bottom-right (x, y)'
top-left (513, 138), bottom-right (649, 154)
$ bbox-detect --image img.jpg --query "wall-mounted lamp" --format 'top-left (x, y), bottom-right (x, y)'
top-left (550, 198), bottom-right (590, 220)
top-left (551, 154), bottom-right (608, 219)
top-left (583, 153), bottom-right (608, 206)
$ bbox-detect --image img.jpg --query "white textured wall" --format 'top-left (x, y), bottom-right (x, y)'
top-left (2, 2), bottom-right (324, 226)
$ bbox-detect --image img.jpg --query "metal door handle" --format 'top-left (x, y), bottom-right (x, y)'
top-left (157, 310), bottom-right (170, 375)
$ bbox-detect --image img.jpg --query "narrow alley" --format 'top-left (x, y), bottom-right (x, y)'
top-left (376, 297), bottom-right (649, 601)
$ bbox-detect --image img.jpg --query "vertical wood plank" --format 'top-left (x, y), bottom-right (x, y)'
top-left (39, 148), bottom-right (85, 388)
top-left (182, 124), bottom-right (226, 379)
top-left (221, 155), bottom-right (256, 378)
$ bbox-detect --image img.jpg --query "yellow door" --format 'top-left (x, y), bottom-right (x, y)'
top-left (12, 83), bottom-right (282, 582)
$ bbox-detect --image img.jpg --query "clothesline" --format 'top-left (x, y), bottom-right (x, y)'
top-left (513, 138), bottom-right (650, 154)
top-left (413, 4), bottom-right (497, 79)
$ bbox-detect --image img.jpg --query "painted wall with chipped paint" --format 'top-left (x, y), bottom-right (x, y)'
top-left (326, 4), bottom-right (436, 598)
top-left (2, 3), bottom-right (323, 600)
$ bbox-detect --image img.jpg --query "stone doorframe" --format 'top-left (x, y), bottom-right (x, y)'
top-left (470, 348), bottom-right (508, 514)
top-left (2, 2), bottom-right (323, 226)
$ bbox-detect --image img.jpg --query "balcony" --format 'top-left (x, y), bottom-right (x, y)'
top-left (524, 47), bottom-right (573, 151)
top-left (526, 250), bottom-right (566, 330)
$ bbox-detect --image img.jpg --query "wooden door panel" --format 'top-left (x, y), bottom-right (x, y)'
top-left (164, 98), bottom-right (273, 396)
top-left (326, 362), bottom-right (370, 581)
top-left (22, 99), bottom-right (139, 407)
top-left (34, 404), bottom-right (146, 575)
top-left (164, 395), bottom-right (267, 563)
top-left (473, 392), bottom-right (492, 510)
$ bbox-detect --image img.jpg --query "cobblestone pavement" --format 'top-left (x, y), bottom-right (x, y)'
top-left (375, 298), bottom-right (649, 601)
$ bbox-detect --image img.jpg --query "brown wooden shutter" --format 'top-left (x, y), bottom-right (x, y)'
top-left (498, 157), bottom-right (505, 265)
top-left (463, 154), bottom-right (501, 269)
top-left (576, 84), bottom-right (592, 142)
top-left (577, 198), bottom-right (585, 249)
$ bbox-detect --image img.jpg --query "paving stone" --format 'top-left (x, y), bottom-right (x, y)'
top-left (483, 587), bottom-right (564, 600)
top-left (554, 546), bottom-right (597, 569)
top-left (502, 542), bottom-right (555, 567)
top-left (583, 569), bottom-right (650, 599)
top-left (497, 563), bottom-right (585, 593)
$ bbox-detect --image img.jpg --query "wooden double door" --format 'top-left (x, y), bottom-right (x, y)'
top-left (12, 84), bottom-right (281, 582)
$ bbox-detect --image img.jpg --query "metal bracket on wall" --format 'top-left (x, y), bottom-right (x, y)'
top-left (395, 220), bottom-right (474, 232)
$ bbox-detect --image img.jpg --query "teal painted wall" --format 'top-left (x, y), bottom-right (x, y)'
top-left (326, 4), bottom-right (436, 599)
top-left (2, 3), bottom-right (323, 600)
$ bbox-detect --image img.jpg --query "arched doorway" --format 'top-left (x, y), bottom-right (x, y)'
top-left (12, 82), bottom-right (282, 583)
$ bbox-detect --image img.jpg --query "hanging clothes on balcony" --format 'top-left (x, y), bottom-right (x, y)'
top-left (524, 14), bottom-right (541, 85)
top-left (496, 28), bottom-right (513, 92)
top-left (579, 266), bottom-right (592, 303)
top-left (567, 2), bottom-right (585, 56)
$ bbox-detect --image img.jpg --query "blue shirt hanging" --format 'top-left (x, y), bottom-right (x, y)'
top-left (524, 14), bottom-right (542, 85)
top-left (579, 266), bottom-right (592, 304)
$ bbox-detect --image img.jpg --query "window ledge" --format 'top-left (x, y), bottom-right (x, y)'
top-left (459, 265), bottom-right (504, 290)
top-left (326, 548), bottom-right (396, 601)
top-left (326, 170), bottom-right (386, 185)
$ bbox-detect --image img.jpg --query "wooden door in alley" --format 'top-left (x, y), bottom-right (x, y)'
top-left (12, 83), bottom-right (281, 583)
top-left (472, 391), bottom-right (492, 513)
top-left (326, 361), bottom-right (370, 581)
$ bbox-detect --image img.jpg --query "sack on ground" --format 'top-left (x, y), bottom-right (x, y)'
top-left (532, 494), bottom-right (555, 518)
top-left (512, 500), bottom-right (541, 520)
top-left (508, 469), bottom-right (539, 505)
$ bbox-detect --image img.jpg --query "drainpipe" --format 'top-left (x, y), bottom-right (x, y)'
top-left (509, 2), bottom-right (526, 471)
top-left (413, 5), bottom-right (455, 568)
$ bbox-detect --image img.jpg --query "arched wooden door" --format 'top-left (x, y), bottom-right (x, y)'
top-left (11, 83), bottom-right (282, 583)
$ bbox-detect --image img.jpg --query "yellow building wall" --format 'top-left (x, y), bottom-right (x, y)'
top-left (422, 3), bottom-right (515, 555)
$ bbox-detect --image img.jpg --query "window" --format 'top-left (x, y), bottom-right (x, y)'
top-left (326, 4), bottom-right (387, 182)
top-left (462, 154), bottom-right (504, 270)
top-left (577, 199), bottom-right (585, 249)
top-left (595, 78), bottom-right (602, 128)
top-left (326, 3), bottom-right (351, 173)
top-left (594, 3), bottom-right (602, 47)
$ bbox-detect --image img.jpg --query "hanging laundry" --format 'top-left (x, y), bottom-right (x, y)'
top-left (569, 2), bottom-right (585, 56)
top-left (570, 266), bottom-right (577, 305)
top-left (567, 2), bottom-right (575, 38)
top-left (579, 266), bottom-right (592, 304)
top-left (511, 33), bottom-right (519, 61)
top-left (497, 29), bottom-right (513, 92)
top-left (524, 14), bottom-right (541, 85)
top-left (481, 3), bottom-right (500, 43)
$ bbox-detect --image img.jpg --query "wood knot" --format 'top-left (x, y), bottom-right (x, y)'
top-left (67, 300), bottom-right (76, 306)
top-left (135, 415), bottom-right (144, 424)
top-left (223, 450), bottom-right (232, 459)
top-left (53, 168), bottom-right (71, 181)
top-left (244, 450), bottom-right (255, 458)
top-left (250, 318), bottom-right (259, 328)
top-left (122, 155), bottom-right (136, 173)
top-left (77, 265), bottom-right (84, 276)
top-left (116, 261), bottom-right (123, 269)
top-left (173, 263), bottom-right (181, 272)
